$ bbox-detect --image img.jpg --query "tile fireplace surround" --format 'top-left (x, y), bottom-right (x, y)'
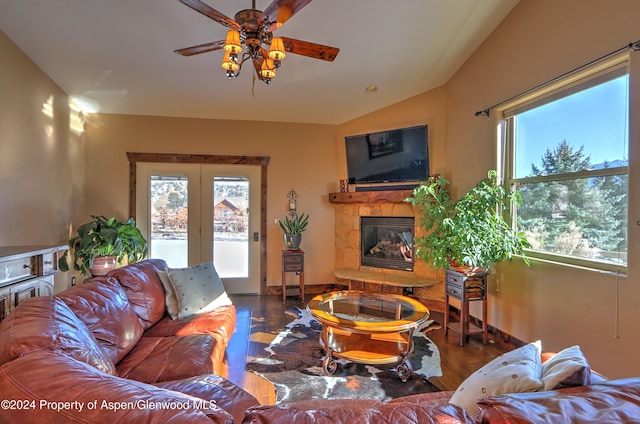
top-left (329, 190), bottom-right (444, 312)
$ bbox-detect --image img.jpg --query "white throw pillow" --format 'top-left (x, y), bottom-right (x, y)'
top-left (157, 270), bottom-right (180, 320)
top-left (449, 340), bottom-right (544, 415)
top-left (541, 345), bottom-right (591, 390)
top-left (166, 261), bottom-right (233, 319)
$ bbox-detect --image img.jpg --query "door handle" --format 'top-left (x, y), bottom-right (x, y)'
top-left (253, 232), bottom-right (260, 241)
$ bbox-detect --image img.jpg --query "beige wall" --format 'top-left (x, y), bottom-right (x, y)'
top-left (337, 0), bottom-right (639, 378)
top-left (83, 114), bottom-right (338, 289)
top-left (446, 0), bottom-right (640, 379)
top-left (0, 31), bottom-right (85, 292)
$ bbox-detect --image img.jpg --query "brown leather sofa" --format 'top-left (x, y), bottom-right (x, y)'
top-left (0, 259), bottom-right (258, 423)
top-left (2, 258), bottom-right (639, 423)
top-left (244, 374), bottom-right (640, 423)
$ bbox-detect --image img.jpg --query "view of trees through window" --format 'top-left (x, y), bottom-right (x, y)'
top-left (517, 140), bottom-right (628, 265)
top-left (507, 68), bottom-right (629, 268)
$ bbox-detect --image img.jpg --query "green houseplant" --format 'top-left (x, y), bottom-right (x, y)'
top-left (59, 215), bottom-right (148, 276)
top-left (406, 170), bottom-right (530, 273)
top-left (277, 212), bottom-right (309, 250)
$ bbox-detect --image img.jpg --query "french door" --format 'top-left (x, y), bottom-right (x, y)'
top-left (135, 162), bottom-right (261, 294)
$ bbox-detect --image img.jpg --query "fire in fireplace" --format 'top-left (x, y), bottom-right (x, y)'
top-left (360, 216), bottom-right (414, 271)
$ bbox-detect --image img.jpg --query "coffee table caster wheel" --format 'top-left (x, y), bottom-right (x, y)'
top-left (396, 359), bottom-right (412, 382)
top-left (323, 355), bottom-right (337, 375)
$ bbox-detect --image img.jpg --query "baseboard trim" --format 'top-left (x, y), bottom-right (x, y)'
top-left (446, 305), bottom-right (526, 348)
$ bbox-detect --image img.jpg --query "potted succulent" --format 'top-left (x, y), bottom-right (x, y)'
top-left (406, 170), bottom-right (530, 274)
top-left (59, 215), bottom-right (148, 277)
top-left (277, 212), bottom-right (309, 250)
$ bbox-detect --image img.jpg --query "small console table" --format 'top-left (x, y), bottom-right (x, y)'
top-left (443, 269), bottom-right (488, 346)
top-left (0, 245), bottom-right (66, 322)
top-left (281, 249), bottom-right (304, 303)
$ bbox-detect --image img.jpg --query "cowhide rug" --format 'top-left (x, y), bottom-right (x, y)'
top-left (246, 308), bottom-right (442, 403)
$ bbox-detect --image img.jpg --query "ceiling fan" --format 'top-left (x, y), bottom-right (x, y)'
top-left (174, 0), bottom-right (340, 84)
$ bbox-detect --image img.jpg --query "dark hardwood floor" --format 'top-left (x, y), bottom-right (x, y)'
top-left (222, 293), bottom-right (513, 404)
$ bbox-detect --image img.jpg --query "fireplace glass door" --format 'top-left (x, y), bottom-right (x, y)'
top-left (360, 217), bottom-right (414, 271)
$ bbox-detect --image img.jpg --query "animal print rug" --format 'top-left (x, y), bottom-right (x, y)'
top-left (245, 307), bottom-right (442, 403)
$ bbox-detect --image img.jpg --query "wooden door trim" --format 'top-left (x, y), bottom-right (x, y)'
top-left (127, 152), bottom-right (270, 295)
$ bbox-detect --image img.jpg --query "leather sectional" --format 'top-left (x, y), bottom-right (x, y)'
top-left (0, 259), bottom-right (258, 423)
top-left (1, 258), bottom-right (639, 423)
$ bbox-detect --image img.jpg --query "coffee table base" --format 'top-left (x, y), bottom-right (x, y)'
top-left (318, 324), bottom-right (416, 382)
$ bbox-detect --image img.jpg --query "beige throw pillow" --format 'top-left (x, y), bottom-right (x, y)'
top-left (541, 345), bottom-right (591, 390)
top-left (449, 340), bottom-right (544, 415)
top-left (166, 261), bottom-right (233, 319)
top-left (157, 270), bottom-right (180, 320)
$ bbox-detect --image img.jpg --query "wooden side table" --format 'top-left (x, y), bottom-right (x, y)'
top-left (443, 269), bottom-right (488, 346)
top-left (281, 250), bottom-right (304, 303)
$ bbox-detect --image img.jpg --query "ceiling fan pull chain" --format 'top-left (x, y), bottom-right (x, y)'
top-left (252, 74), bottom-right (256, 97)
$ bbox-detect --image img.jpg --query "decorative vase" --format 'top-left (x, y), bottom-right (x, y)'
top-left (284, 233), bottom-right (302, 251)
top-left (89, 255), bottom-right (118, 276)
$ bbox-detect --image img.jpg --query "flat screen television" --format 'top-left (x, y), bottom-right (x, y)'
top-left (345, 125), bottom-right (429, 185)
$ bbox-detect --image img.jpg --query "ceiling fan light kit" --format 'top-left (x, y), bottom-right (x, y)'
top-left (176, 0), bottom-right (339, 85)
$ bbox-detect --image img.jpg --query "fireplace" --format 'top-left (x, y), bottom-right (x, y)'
top-left (360, 216), bottom-right (414, 271)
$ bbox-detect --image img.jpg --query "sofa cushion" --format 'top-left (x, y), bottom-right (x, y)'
top-left (155, 374), bottom-right (259, 423)
top-left (243, 398), bottom-right (476, 424)
top-left (166, 261), bottom-right (232, 319)
top-left (541, 345), bottom-right (591, 390)
top-left (449, 341), bottom-right (544, 415)
top-left (107, 258), bottom-right (168, 329)
top-left (116, 335), bottom-right (220, 383)
top-left (388, 390), bottom-right (455, 407)
top-left (57, 276), bottom-right (143, 364)
top-left (0, 350), bottom-right (233, 424)
top-left (477, 377), bottom-right (640, 424)
top-left (144, 304), bottom-right (236, 345)
top-left (0, 296), bottom-right (115, 375)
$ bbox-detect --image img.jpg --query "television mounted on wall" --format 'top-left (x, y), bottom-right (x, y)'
top-left (345, 125), bottom-right (429, 186)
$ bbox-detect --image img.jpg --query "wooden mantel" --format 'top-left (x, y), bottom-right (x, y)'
top-left (329, 190), bottom-right (413, 204)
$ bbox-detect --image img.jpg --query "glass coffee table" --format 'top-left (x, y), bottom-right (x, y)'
top-left (307, 290), bottom-right (429, 382)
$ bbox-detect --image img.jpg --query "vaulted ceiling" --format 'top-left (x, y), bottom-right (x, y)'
top-left (0, 0), bottom-right (518, 124)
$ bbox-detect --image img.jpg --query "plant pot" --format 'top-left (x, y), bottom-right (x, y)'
top-left (284, 233), bottom-right (302, 251)
top-left (89, 255), bottom-right (118, 276)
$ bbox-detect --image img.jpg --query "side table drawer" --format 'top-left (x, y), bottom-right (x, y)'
top-left (284, 263), bottom-right (303, 272)
top-left (446, 271), bottom-right (463, 285)
top-left (446, 282), bottom-right (463, 299)
top-left (283, 254), bottom-right (303, 264)
top-left (42, 251), bottom-right (57, 274)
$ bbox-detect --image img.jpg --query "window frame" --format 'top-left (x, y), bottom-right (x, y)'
top-left (498, 55), bottom-right (630, 274)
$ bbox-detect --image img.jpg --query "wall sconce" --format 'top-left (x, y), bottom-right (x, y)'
top-left (287, 189), bottom-right (298, 218)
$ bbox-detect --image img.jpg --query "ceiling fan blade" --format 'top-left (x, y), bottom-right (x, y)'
top-left (174, 40), bottom-right (226, 56)
top-left (259, 0), bottom-right (312, 32)
top-left (280, 37), bottom-right (339, 62)
top-left (178, 0), bottom-right (241, 31)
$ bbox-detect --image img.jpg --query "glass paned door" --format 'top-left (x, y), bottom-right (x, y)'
top-left (136, 163), bottom-right (261, 294)
top-left (149, 175), bottom-right (189, 268)
top-left (201, 165), bottom-right (261, 294)
top-left (212, 177), bottom-right (249, 278)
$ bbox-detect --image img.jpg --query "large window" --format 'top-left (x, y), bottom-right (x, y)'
top-left (502, 59), bottom-right (629, 272)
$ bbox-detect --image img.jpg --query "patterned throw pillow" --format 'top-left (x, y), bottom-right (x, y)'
top-left (449, 340), bottom-right (544, 415)
top-left (165, 261), bottom-right (233, 319)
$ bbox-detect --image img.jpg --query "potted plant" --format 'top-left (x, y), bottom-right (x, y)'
top-left (59, 215), bottom-right (148, 276)
top-left (406, 170), bottom-right (530, 273)
top-left (277, 212), bottom-right (309, 250)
